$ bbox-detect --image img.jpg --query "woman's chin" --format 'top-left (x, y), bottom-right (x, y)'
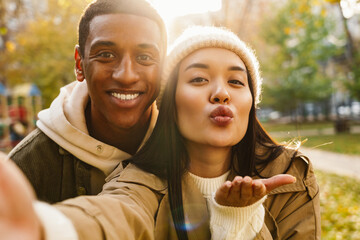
top-left (206, 139), bottom-right (238, 148)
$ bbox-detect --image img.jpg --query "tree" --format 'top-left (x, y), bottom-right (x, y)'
top-left (0, 0), bottom-right (25, 84)
top-left (326, 0), bottom-right (360, 100)
top-left (0, 0), bottom-right (90, 107)
top-left (260, 0), bottom-right (342, 120)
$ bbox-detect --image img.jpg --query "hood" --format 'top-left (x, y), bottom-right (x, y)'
top-left (37, 80), bottom-right (158, 176)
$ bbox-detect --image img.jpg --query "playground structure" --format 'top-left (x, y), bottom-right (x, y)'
top-left (0, 83), bottom-right (42, 152)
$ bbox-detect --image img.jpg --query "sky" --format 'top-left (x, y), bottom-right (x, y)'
top-left (151, 0), bottom-right (360, 25)
top-left (341, 0), bottom-right (360, 18)
top-left (151, 0), bottom-right (222, 27)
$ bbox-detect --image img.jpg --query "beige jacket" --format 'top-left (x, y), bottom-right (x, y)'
top-left (56, 148), bottom-right (320, 239)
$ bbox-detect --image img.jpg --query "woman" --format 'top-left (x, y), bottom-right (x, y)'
top-left (0, 26), bottom-right (320, 239)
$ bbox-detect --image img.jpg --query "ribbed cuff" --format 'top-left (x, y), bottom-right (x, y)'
top-left (210, 195), bottom-right (267, 232)
top-left (33, 201), bottom-right (78, 240)
top-left (188, 171), bottom-right (230, 198)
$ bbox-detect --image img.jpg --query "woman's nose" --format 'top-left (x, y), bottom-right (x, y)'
top-left (210, 83), bottom-right (230, 104)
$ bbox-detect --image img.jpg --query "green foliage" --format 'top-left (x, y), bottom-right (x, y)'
top-left (0, 0), bottom-right (90, 107)
top-left (316, 170), bottom-right (360, 239)
top-left (260, 0), bottom-right (342, 113)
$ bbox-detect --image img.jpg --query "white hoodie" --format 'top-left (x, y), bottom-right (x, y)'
top-left (36, 80), bottom-right (158, 177)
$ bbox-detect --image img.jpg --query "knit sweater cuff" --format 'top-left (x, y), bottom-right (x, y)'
top-left (209, 195), bottom-right (267, 239)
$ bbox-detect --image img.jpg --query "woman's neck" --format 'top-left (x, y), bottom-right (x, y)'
top-left (186, 141), bottom-right (231, 178)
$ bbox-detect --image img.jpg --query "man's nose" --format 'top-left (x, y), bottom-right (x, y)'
top-left (210, 82), bottom-right (230, 104)
top-left (112, 54), bottom-right (139, 85)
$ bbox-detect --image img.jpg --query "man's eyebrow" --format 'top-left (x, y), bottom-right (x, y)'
top-left (228, 66), bottom-right (247, 72)
top-left (90, 41), bottom-right (115, 51)
top-left (138, 43), bottom-right (160, 53)
top-left (185, 63), bottom-right (209, 71)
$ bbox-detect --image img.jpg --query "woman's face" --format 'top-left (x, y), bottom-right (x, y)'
top-left (175, 47), bottom-right (253, 148)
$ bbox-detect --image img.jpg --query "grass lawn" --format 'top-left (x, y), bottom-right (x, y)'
top-left (261, 121), bottom-right (360, 155)
top-left (262, 121), bottom-right (334, 132)
top-left (277, 133), bottom-right (360, 155)
top-left (316, 170), bottom-right (360, 239)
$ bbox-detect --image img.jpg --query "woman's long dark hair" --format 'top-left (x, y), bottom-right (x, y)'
top-left (130, 64), bottom-right (285, 240)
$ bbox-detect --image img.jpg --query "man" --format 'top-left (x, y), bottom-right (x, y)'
top-left (8, 0), bottom-right (167, 203)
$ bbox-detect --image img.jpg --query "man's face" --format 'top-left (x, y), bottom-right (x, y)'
top-left (80, 13), bottom-right (162, 131)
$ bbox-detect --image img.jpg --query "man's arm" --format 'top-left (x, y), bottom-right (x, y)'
top-left (0, 152), bottom-right (42, 240)
top-left (0, 153), bottom-right (161, 240)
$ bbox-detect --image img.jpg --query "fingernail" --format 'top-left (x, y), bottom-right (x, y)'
top-left (293, 176), bottom-right (297, 182)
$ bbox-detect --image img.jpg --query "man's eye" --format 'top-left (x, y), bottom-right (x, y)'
top-left (98, 52), bottom-right (115, 58)
top-left (136, 54), bottom-right (156, 66)
top-left (137, 55), bottom-right (152, 61)
top-left (228, 79), bottom-right (244, 86)
top-left (190, 77), bottom-right (208, 83)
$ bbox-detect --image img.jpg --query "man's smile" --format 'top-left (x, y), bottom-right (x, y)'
top-left (110, 92), bottom-right (140, 101)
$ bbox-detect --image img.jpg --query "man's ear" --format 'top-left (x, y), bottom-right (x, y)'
top-left (74, 45), bottom-right (85, 82)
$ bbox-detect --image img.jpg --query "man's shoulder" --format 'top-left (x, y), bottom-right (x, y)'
top-left (9, 128), bottom-right (60, 161)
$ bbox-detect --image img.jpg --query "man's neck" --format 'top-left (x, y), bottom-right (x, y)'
top-left (85, 103), bottom-right (152, 155)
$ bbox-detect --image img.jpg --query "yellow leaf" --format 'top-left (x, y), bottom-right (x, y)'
top-left (321, 9), bottom-right (327, 17)
top-left (325, 0), bottom-right (340, 3)
top-left (5, 41), bottom-right (16, 52)
top-left (295, 19), bottom-right (304, 27)
top-left (284, 27), bottom-right (292, 35)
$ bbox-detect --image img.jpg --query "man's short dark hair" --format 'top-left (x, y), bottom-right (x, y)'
top-left (78, 0), bottom-right (167, 57)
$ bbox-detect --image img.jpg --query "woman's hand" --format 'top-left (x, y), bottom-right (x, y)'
top-left (0, 152), bottom-right (42, 240)
top-left (215, 174), bottom-right (296, 207)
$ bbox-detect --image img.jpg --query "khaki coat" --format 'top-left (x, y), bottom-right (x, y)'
top-left (56, 148), bottom-right (320, 239)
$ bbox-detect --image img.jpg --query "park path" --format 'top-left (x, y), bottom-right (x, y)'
top-left (299, 147), bottom-right (360, 180)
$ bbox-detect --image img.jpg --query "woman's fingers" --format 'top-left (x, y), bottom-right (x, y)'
top-left (231, 176), bottom-right (242, 194)
top-left (261, 174), bottom-right (296, 194)
top-left (215, 174), bottom-right (296, 207)
top-left (214, 181), bottom-right (232, 205)
top-left (240, 176), bottom-right (253, 200)
top-left (252, 180), bottom-right (266, 199)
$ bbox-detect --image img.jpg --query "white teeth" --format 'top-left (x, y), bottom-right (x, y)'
top-left (111, 92), bottom-right (139, 100)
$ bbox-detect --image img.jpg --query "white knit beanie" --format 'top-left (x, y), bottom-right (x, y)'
top-left (161, 26), bottom-right (262, 107)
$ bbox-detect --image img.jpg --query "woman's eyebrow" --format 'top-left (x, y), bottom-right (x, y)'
top-left (228, 66), bottom-right (247, 72)
top-left (185, 63), bottom-right (209, 71)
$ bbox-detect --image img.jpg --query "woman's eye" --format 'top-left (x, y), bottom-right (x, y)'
top-left (228, 79), bottom-right (244, 86)
top-left (190, 77), bottom-right (208, 83)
